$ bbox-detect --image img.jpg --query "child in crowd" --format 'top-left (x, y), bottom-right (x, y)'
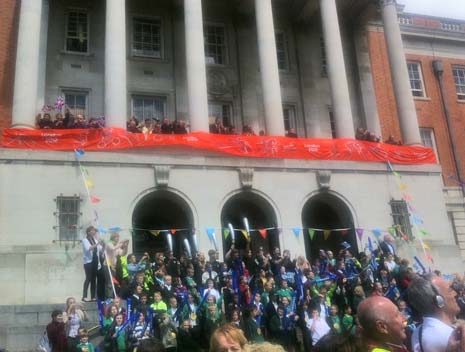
top-left (76, 328), bottom-right (95, 352)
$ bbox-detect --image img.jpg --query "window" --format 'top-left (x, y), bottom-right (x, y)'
top-left (283, 104), bottom-right (296, 133)
top-left (441, 21), bottom-right (462, 32)
top-left (133, 17), bottom-right (162, 58)
top-left (208, 102), bottom-right (233, 127)
top-left (407, 62), bottom-right (426, 97)
top-left (65, 11), bottom-right (88, 53)
top-left (452, 66), bottom-right (465, 100)
top-left (204, 24), bottom-right (227, 65)
top-left (275, 31), bottom-right (288, 70)
top-left (320, 36), bottom-right (327, 77)
top-left (328, 107), bottom-right (336, 138)
top-left (64, 91), bottom-right (88, 117)
top-left (390, 200), bottom-right (413, 240)
top-left (55, 195), bottom-right (81, 241)
top-left (132, 95), bottom-right (167, 121)
top-left (420, 128), bottom-right (438, 160)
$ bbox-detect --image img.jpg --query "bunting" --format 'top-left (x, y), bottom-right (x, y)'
top-left (323, 230), bottom-right (331, 241)
top-left (259, 229), bottom-right (267, 239)
top-left (308, 229), bottom-right (315, 240)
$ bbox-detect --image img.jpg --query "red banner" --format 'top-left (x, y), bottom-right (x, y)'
top-left (1, 128), bottom-right (436, 164)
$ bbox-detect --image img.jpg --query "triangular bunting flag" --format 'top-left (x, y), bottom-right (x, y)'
top-left (372, 229), bottom-right (382, 238)
top-left (80, 165), bottom-right (89, 175)
top-left (419, 229), bottom-right (428, 236)
top-left (170, 229), bottom-right (177, 235)
top-left (422, 242), bottom-right (431, 250)
top-left (97, 227), bottom-right (107, 234)
top-left (403, 235), bottom-right (408, 241)
top-left (206, 227), bottom-right (215, 239)
top-left (108, 226), bottom-right (122, 232)
top-left (403, 193), bottom-right (412, 201)
top-left (425, 253), bottom-right (434, 263)
top-left (399, 182), bottom-right (407, 190)
top-left (393, 171), bottom-right (401, 178)
top-left (412, 215), bottom-right (423, 225)
top-left (388, 227), bottom-right (396, 236)
top-left (324, 230), bottom-right (331, 240)
top-left (241, 229), bottom-right (249, 239)
top-left (90, 196), bottom-right (100, 203)
top-left (356, 228), bottom-right (364, 242)
top-left (292, 227), bottom-right (300, 237)
top-left (259, 229), bottom-right (267, 239)
top-left (85, 179), bottom-right (94, 188)
top-left (74, 149), bottom-right (85, 158)
top-left (223, 228), bottom-right (230, 239)
top-left (149, 230), bottom-right (161, 237)
top-left (277, 228), bottom-right (283, 235)
top-left (408, 204), bottom-right (415, 212)
top-left (308, 229), bottom-right (315, 240)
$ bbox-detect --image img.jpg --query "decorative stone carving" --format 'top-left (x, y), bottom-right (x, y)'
top-left (154, 165), bottom-right (170, 188)
top-left (239, 168), bottom-right (254, 189)
top-left (317, 170), bottom-right (331, 190)
top-left (207, 69), bottom-right (229, 96)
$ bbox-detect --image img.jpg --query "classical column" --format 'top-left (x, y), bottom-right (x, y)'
top-left (381, 0), bottom-right (421, 145)
top-left (12, 0), bottom-right (43, 128)
top-left (255, 0), bottom-right (285, 136)
top-left (37, 0), bottom-right (49, 112)
top-left (319, 0), bottom-right (355, 138)
top-left (184, 0), bottom-right (209, 132)
top-left (104, 0), bottom-right (127, 128)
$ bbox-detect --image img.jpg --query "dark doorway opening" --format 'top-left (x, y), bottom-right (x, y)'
top-left (302, 193), bottom-right (357, 263)
top-left (221, 192), bottom-right (279, 256)
top-left (132, 190), bottom-right (194, 257)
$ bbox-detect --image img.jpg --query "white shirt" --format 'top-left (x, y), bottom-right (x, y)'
top-left (411, 317), bottom-right (454, 352)
top-left (306, 317), bottom-right (331, 345)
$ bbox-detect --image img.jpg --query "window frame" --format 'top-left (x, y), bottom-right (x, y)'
top-left (54, 194), bottom-right (81, 242)
top-left (131, 94), bottom-right (168, 122)
top-left (452, 66), bottom-right (465, 101)
top-left (62, 89), bottom-right (90, 117)
top-left (204, 23), bottom-right (228, 66)
top-left (407, 62), bottom-right (426, 98)
top-left (131, 15), bottom-right (164, 59)
top-left (420, 127), bottom-right (439, 161)
top-left (208, 101), bottom-right (234, 128)
top-left (282, 104), bottom-right (297, 134)
top-left (390, 199), bottom-right (413, 241)
top-left (275, 30), bottom-right (289, 71)
top-left (64, 8), bottom-right (90, 54)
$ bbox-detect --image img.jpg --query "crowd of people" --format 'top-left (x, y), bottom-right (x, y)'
top-left (41, 225), bottom-right (465, 352)
top-left (35, 110), bottom-right (105, 129)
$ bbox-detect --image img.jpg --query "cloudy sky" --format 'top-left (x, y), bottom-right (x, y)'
top-left (399, 0), bottom-right (465, 20)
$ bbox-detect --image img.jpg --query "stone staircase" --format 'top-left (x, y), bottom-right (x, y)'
top-left (0, 303), bottom-right (102, 352)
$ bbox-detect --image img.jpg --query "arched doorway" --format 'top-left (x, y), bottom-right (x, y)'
top-left (132, 190), bottom-right (194, 257)
top-left (221, 191), bottom-right (279, 256)
top-left (302, 192), bottom-right (357, 262)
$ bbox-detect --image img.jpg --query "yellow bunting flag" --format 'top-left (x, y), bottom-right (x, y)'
top-left (85, 179), bottom-right (94, 188)
top-left (422, 242), bottom-right (431, 250)
top-left (149, 230), bottom-right (161, 237)
top-left (399, 183), bottom-right (407, 190)
top-left (323, 230), bottom-right (331, 241)
top-left (241, 230), bottom-right (249, 240)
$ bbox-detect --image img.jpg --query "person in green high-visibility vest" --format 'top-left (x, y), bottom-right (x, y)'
top-left (358, 296), bottom-right (408, 352)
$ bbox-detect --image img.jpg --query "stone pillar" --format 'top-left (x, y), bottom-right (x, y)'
top-left (12, 0), bottom-right (43, 128)
top-left (184, 0), bottom-right (209, 132)
top-left (381, 0), bottom-right (421, 145)
top-left (255, 0), bottom-right (285, 136)
top-left (104, 0), bottom-right (127, 128)
top-left (37, 0), bottom-right (49, 112)
top-left (319, 0), bottom-right (355, 138)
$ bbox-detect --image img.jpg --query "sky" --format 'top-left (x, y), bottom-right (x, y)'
top-left (399, 0), bottom-right (465, 20)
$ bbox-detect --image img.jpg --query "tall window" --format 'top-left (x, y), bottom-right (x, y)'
top-left (133, 17), bottom-right (162, 58)
top-left (283, 104), bottom-right (296, 133)
top-left (204, 25), bottom-right (227, 65)
top-left (407, 62), bottom-right (426, 97)
top-left (65, 11), bottom-right (88, 53)
top-left (64, 91), bottom-right (88, 117)
top-left (132, 96), bottom-right (166, 121)
top-left (329, 107), bottom-right (336, 138)
top-left (390, 199), bottom-right (413, 240)
top-left (275, 31), bottom-right (288, 70)
top-left (420, 128), bottom-right (438, 160)
top-left (55, 195), bottom-right (81, 241)
top-left (208, 102), bottom-right (233, 127)
top-left (320, 36), bottom-right (327, 77)
top-left (452, 66), bottom-right (465, 101)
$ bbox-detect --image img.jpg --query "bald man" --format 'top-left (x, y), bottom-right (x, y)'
top-left (358, 296), bottom-right (408, 352)
top-left (408, 275), bottom-right (465, 352)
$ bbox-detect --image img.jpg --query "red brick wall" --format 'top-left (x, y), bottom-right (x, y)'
top-left (0, 0), bottom-right (19, 136)
top-left (368, 28), bottom-right (465, 186)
